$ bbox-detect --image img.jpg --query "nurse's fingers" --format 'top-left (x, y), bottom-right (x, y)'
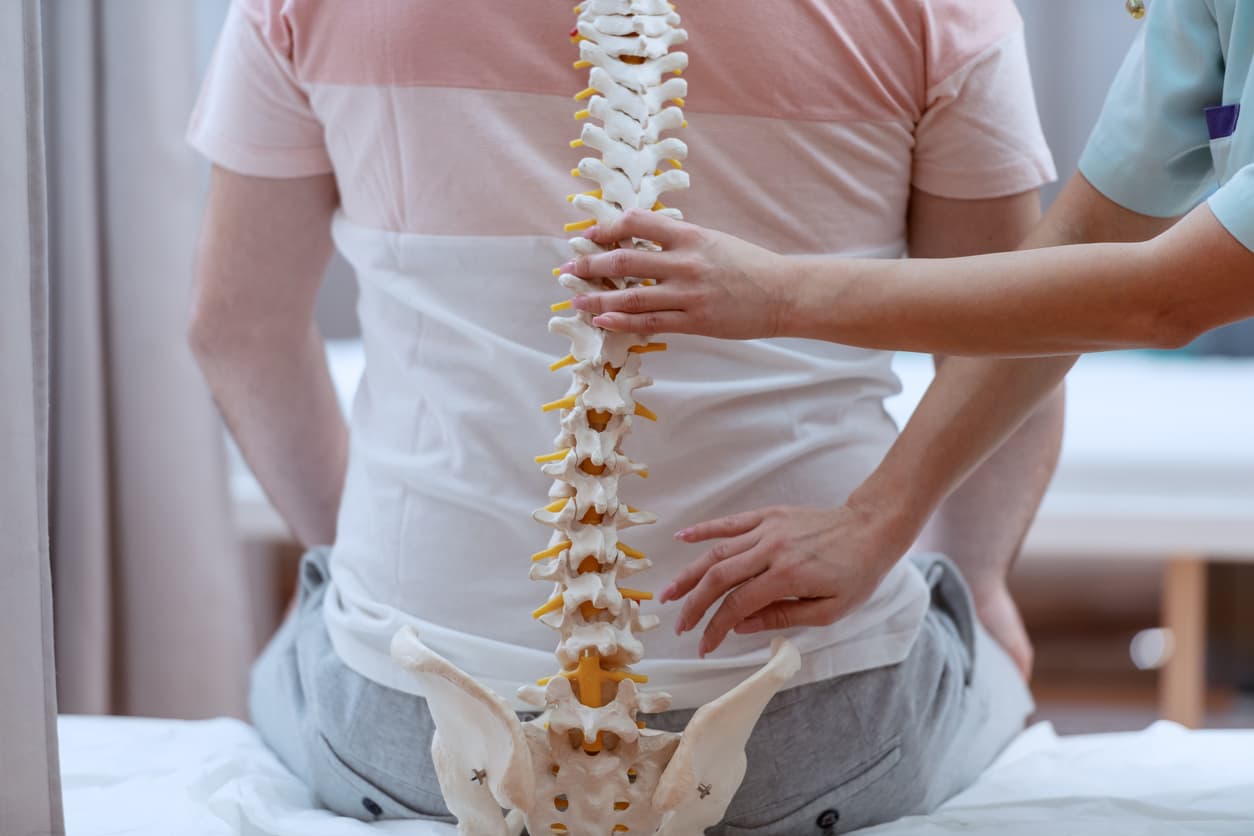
top-left (675, 510), bottom-right (766, 543)
top-left (698, 574), bottom-right (789, 655)
top-left (585, 208), bottom-right (691, 249)
top-left (570, 247), bottom-right (675, 282)
top-left (588, 311), bottom-right (690, 334)
top-left (731, 598), bottom-right (844, 635)
top-left (660, 531), bottom-right (761, 604)
top-left (572, 286), bottom-right (684, 316)
top-left (673, 547), bottom-right (769, 637)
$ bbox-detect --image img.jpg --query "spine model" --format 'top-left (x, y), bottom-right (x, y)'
top-left (389, 4), bottom-right (800, 834)
top-left (532, 0), bottom-right (690, 747)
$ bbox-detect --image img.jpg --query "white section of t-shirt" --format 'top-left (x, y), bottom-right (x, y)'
top-left (319, 217), bottom-right (930, 710)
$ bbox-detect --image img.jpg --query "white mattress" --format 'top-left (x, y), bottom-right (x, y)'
top-left (59, 715), bottom-right (1254, 835)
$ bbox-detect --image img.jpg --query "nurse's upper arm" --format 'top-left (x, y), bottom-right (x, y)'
top-left (189, 165), bottom-right (338, 346)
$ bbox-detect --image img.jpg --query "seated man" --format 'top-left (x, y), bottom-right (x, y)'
top-left (187, 0), bottom-right (1060, 831)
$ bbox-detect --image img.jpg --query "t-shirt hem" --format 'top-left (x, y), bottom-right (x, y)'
top-left (186, 118), bottom-right (334, 179)
top-left (324, 607), bottom-right (927, 712)
top-left (321, 565), bottom-right (929, 712)
top-left (912, 157), bottom-right (1057, 201)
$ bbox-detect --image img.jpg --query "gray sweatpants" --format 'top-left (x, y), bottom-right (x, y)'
top-left (249, 550), bottom-right (1032, 834)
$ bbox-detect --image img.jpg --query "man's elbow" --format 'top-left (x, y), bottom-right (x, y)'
top-left (188, 288), bottom-right (309, 369)
top-left (186, 292), bottom-right (248, 366)
top-left (187, 300), bottom-right (222, 362)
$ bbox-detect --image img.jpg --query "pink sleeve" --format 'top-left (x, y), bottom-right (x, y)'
top-left (911, 2), bottom-right (1056, 200)
top-left (186, 0), bottom-right (332, 178)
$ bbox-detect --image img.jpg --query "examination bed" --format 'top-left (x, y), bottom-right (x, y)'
top-left (59, 714), bottom-right (1254, 834)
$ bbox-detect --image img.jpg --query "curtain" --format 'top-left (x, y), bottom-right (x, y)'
top-left (0, 1), bottom-right (64, 832)
top-left (44, 0), bottom-right (254, 719)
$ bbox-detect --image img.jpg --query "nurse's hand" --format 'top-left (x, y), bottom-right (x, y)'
top-left (661, 502), bottom-right (914, 656)
top-left (565, 210), bottom-right (792, 340)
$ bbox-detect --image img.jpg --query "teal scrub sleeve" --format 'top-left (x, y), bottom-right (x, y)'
top-left (1208, 162), bottom-right (1254, 253)
top-left (1078, 0), bottom-right (1225, 217)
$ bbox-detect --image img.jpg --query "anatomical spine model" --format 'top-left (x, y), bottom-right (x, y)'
top-left (390, 3), bottom-right (799, 833)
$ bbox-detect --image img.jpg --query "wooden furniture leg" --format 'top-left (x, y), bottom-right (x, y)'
top-left (1160, 556), bottom-right (1207, 728)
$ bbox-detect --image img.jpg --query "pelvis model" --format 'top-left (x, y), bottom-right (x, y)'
top-left (390, 3), bottom-right (799, 833)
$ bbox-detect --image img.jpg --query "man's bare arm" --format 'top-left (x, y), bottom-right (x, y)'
top-left (189, 166), bottom-right (346, 547)
top-left (904, 186), bottom-right (1064, 676)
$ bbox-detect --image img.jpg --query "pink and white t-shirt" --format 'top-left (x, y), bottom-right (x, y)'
top-left (190, 0), bottom-right (1054, 709)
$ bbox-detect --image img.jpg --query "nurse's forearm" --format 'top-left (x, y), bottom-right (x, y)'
top-left (849, 174), bottom-right (1162, 551)
top-left (917, 357), bottom-right (1066, 579)
top-left (789, 203), bottom-right (1253, 356)
top-left (853, 354), bottom-right (1071, 548)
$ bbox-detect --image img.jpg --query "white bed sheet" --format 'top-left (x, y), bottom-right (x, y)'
top-left (60, 715), bottom-right (1254, 835)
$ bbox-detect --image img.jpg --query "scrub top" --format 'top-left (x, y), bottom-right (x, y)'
top-left (1079, 0), bottom-right (1254, 252)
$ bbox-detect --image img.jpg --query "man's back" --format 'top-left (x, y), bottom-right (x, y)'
top-left (190, 0), bottom-right (1052, 707)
